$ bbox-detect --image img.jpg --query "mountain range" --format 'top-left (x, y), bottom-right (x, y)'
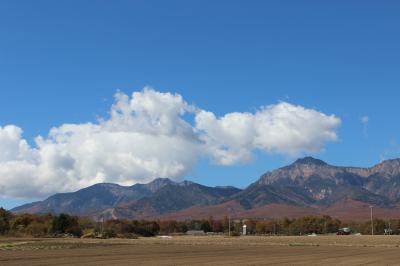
top-left (12, 157), bottom-right (400, 221)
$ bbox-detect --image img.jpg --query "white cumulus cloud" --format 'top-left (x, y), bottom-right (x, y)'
top-left (196, 102), bottom-right (340, 165)
top-left (0, 88), bottom-right (341, 198)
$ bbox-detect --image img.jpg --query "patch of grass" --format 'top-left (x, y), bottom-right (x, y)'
top-left (0, 241), bottom-right (31, 250)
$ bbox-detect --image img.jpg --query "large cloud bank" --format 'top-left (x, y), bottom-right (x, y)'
top-left (0, 88), bottom-right (341, 198)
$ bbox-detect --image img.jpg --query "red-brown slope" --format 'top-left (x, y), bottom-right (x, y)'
top-left (238, 204), bottom-right (318, 219)
top-left (159, 199), bottom-right (400, 221)
top-left (159, 200), bottom-right (244, 220)
top-left (321, 198), bottom-right (400, 221)
top-left (160, 201), bottom-right (318, 221)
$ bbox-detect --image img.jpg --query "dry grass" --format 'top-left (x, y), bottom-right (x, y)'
top-left (1, 235), bottom-right (400, 265)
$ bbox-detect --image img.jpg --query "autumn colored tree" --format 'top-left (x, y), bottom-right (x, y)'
top-left (0, 208), bottom-right (12, 235)
top-left (52, 213), bottom-right (82, 237)
top-left (159, 220), bottom-right (178, 235)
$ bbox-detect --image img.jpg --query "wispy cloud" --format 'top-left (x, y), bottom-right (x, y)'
top-left (361, 116), bottom-right (369, 138)
top-left (380, 139), bottom-right (400, 162)
top-left (361, 116), bottom-right (369, 125)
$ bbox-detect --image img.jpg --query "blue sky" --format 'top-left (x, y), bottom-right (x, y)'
top-left (1, 1), bottom-right (400, 209)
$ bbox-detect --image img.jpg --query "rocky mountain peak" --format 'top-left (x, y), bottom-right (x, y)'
top-left (259, 157), bottom-right (338, 185)
top-left (371, 159), bottom-right (400, 177)
top-left (141, 178), bottom-right (175, 192)
top-left (293, 157), bottom-right (328, 166)
top-left (179, 180), bottom-right (195, 186)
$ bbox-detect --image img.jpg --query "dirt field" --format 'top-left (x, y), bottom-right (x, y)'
top-left (1, 235), bottom-right (400, 265)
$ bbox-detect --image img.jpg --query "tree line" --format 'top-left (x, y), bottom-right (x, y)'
top-left (0, 208), bottom-right (398, 238)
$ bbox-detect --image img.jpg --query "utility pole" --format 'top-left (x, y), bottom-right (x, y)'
top-left (101, 216), bottom-right (104, 236)
top-left (370, 205), bottom-right (374, 236)
top-left (228, 207), bottom-right (231, 237)
top-left (228, 214), bottom-right (231, 237)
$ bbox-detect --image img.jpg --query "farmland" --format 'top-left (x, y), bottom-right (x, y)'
top-left (1, 235), bottom-right (400, 265)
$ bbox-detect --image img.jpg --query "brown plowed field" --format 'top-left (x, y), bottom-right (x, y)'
top-left (1, 235), bottom-right (400, 265)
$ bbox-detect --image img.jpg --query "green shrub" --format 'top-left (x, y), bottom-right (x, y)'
top-left (52, 213), bottom-right (82, 237)
top-left (0, 208), bottom-right (12, 235)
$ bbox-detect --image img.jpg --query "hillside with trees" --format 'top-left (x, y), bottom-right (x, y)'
top-left (0, 207), bottom-right (398, 238)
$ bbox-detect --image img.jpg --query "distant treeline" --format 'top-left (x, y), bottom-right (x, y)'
top-left (0, 208), bottom-right (397, 238)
